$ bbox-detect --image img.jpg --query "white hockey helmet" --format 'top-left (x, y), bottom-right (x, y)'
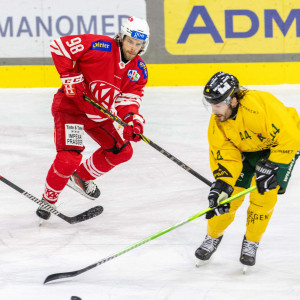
top-left (120, 16), bottom-right (150, 55)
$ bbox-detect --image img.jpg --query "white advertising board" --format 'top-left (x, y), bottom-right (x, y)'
top-left (0, 0), bottom-right (146, 58)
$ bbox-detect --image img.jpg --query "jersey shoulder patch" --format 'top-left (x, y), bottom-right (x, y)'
top-left (137, 59), bottom-right (148, 79)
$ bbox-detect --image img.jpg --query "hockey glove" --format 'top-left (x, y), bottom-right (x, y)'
top-left (123, 113), bottom-right (145, 142)
top-left (206, 180), bottom-right (233, 219)
top-left (60, 72), bottom-right (88, 98)
top-left (255, 159), bottom-right (279, 195)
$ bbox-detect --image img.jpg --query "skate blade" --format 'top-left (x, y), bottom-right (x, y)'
top-left (66, 181), bottom-right (96, 200)
top-left (195, 259), bottom-right (209, 268)
top-left (38, 218), bottom-right (45, 227)
top-left (242, 265), bottom-right (249, 274)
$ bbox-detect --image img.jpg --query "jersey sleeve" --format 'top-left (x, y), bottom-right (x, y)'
top-left (261, 92), bottom-right (300, 164)
top-left (115, 59), bottom-right (148, 120)
top-left (208, 117), bottom-right (243, 187)
top-left (50, 35), bottom-right (94, 75)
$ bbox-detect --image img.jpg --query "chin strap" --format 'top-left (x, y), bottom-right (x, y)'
top-left (230, 102), bottom-right (240, 120)
top-left (120, 46), bottom-right (129, 63)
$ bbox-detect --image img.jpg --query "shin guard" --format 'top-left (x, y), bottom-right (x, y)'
top-left (207, 186), bottom-right (245, 239)
top-left (43, 151), bottom-right (82, 203)
top-left (246, 187), bottom-right (279, 242)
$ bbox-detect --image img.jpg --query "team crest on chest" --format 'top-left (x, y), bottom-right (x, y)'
top-left (89, 80), bottom-right (121, 109)
top-left (127, 69), bottom-right (140, 82)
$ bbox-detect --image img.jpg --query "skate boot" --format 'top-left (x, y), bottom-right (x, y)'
top-left (195, 234), bottom-right (223, 266)
top-left (36, 198), bottom-right (56, 221)
top-left (240, 235), bottom-right (259, 267)
top-left (67, 171), bottom-right (100, 200)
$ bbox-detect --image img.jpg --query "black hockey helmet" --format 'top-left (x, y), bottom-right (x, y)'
top-left (203, 72), bottom-right (239, 104)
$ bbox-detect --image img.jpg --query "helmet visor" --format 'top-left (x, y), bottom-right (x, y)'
top-left (203, 94), bottom-right (232, 111)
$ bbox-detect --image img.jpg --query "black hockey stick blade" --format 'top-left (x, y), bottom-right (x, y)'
top-left (0, 175), bottom-right (103, 224)
top-left (63, 205), bottom-right (103, 224)
top-left (44, 267), bottom-right (91, 284)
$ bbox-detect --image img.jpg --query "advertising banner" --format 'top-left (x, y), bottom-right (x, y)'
top-left (164, 0), bottom-right (300, 56)
top-left (0, 0), bottom-right (146, 59)
top-left (0, 0), bottom-right (299, 86)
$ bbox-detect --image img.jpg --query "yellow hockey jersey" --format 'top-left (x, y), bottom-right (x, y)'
top-left (208, 90), bottom-right (300, 187)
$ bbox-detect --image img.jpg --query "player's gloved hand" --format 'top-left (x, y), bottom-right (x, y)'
top-left (123, 113), bottom-right (145, 142)
top-left (255, 158), bottom-right (279, 195)
top-left (206, 180), bottom-right (233, 219)
top-left (60, 72), bottom-right (88, 98)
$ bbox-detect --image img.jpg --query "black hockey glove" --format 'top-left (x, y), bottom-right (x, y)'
top-left (255, 159), bottom-right (279, 195)
top-left (206, 180), bottom-right (234, 219)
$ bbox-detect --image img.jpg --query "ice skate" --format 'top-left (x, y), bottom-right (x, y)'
top-left (67, 171), bottom-right (100, 200)
top-left (240, 235), bottom-right (259, 273)
top-left (36, 198), bottom-right (56, 223)
top-left (195, 234), bottom-right (223, 267)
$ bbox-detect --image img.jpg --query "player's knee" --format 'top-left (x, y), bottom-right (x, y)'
top-left (54, 150), bottom-right (82, 176)
top-left (105, 143), bottom-right (133, 165)
top-left (250, 188), bottom-right (278, 211)
top-left (118, 143), bottom-right (133, 163)
top-left (229, 186), bottom-right (246, 211)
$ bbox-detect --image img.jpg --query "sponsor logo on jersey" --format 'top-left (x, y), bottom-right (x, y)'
top-left (89, 80), bottom-right (120, 110)
top-left (138, 60), bottom-right (148, 79)
top-left (127, 69), bottom-right (141, 82)
top-left (213, 163), bottom-right (233, 179)
top-left (65, 124), bottom-right (84, 146)
top-left (131, 30), bottom-right (147, 41)
top-left (90, 40), bottom-right (111, 52)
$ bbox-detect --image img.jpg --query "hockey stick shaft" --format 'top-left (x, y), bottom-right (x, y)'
top-left (0, 175), bottom-right (103, 224)
top-left (44, 185), bottom-right (256, 283)
top-left (83, 95), bottom-right (212, 187)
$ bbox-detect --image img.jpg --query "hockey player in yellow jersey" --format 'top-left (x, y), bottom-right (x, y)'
top-left (195, 71), bottom-right (300, 269)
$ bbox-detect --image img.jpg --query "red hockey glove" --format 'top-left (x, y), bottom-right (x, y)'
top-left (60, 72), bottom-right (87, 98)
top-left (123, 113), bottom-right (145, 142)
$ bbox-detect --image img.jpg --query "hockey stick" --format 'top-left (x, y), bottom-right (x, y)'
top-left (0, 175), bottom-right (103, 224)
top-left (44, 185), bottom-right (257, 283)
top-left (83, 95), bottom-right (212, 187)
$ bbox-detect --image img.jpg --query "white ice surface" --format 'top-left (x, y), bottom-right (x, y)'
top-left (0, 86), bottom-right (299, 300)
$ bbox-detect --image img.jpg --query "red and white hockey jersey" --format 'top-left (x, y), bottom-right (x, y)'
top-left (50, 34), bottom-right (148, 122)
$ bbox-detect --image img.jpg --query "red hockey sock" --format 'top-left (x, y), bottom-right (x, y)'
top-left (43, 151), bottom-right (82, 203)
top-left (76, 149), bottom-right (114, 181)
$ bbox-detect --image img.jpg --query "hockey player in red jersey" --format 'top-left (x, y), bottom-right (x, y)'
top-left (37, 16), bottom-right (150, 220)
